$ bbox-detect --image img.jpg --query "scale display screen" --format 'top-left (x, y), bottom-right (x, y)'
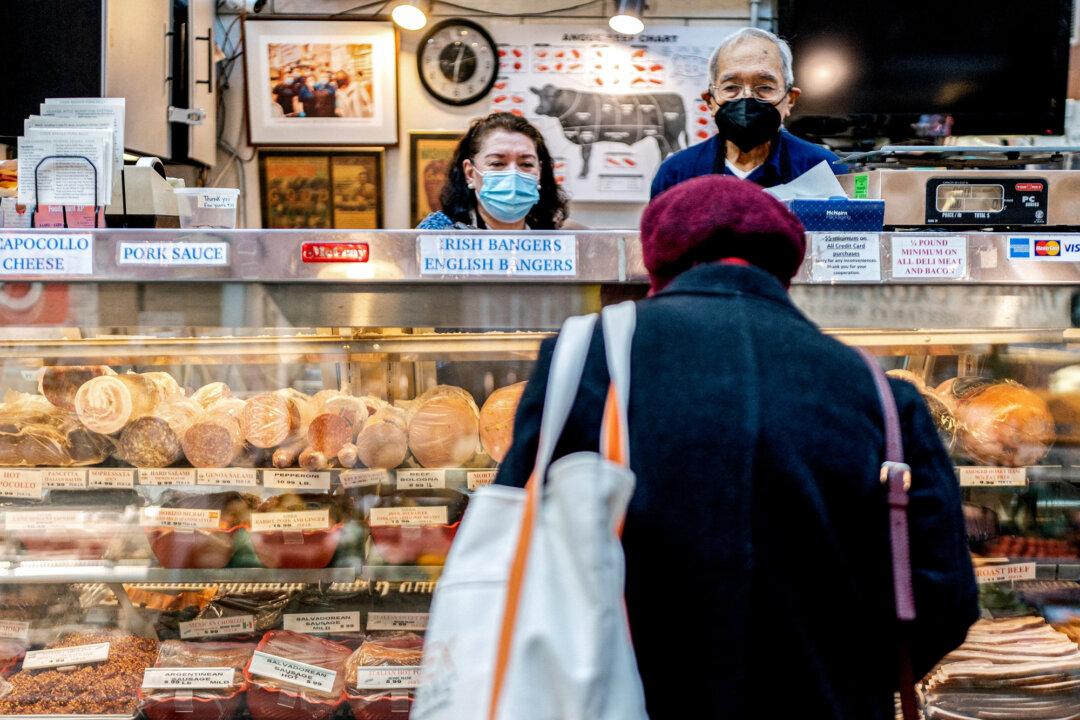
top-left (925, 177), bottom-right (1047, 226)
top-left (935, 184), bottom-right (1005, 214)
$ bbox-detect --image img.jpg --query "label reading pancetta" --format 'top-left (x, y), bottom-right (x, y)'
top-left (41, 467), bottom-right (88, 489)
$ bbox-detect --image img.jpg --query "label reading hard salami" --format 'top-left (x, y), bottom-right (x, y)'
top-left (179, 615), bottom-right (255, 639)
top-left (366, 613), bottom-right (428, 631)
top-left (139, 507), bottom-right (222, 529)
top-left (0, 620), bottom-right (30, 642)
top-left (24, 642), bottom-right (109, 669)
top-left (368, 506), bottom-right (448, 527)
top-left (248, 651), bottom-right (337, 694)
top-left (251, 508), bottom-right (330, 532)
top-left (340, 469), bottom-right (389, 488)
top-left (197, 468), bottom-right (259, 486)
top-left (262, 470), bottom-right (331, 490)
top-left (396, 469), bottom-right (447, 490)
top-left (0, 469), bottom-right (43, 499)
top-left (283, 612), bottom-right (361, 634)
top-left (142, 668), bottom-right (235, 689)
top-left (958, 467), bottom-right (1028, 488)
top-left (355, 666), bottom-right (421, 690)
top-left (89, 468), bottom-right (135, 489)
top-left (139, 468), bottom-right (197, 486)
top-left (42, 468), bottom-right (88, 489)
top-left (467, 470), bottom-right (497, 490)
top-left (4, 510), bottom-right (87, 531)
top-left (975, 563), bottom-right (1038, 584)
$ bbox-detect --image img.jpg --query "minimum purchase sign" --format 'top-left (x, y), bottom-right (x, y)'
top-left (419, 235), bottom-right (576, 277)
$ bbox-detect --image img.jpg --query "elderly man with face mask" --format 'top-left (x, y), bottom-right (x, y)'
top-left (651, 27), bottom-right (846, 198)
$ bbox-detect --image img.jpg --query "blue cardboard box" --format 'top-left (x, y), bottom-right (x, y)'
top-left (786, 196), bottom-right (885, 232)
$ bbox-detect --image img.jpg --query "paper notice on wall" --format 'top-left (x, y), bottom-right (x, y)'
top-left (811, 233), bottom-right (882, 282)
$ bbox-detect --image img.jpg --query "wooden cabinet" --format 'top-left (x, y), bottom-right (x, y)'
top-left (105, 0), bottom-right (173, 158)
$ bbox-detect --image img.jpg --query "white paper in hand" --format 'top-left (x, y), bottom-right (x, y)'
top-left (763, 160), bottom-right (847, 201)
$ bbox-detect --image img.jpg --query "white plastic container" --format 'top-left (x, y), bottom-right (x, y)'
top-left (174, 188), bottom-right (239, 229)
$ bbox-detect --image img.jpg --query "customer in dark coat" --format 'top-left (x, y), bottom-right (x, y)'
top-left (495, 176), bottom-right (978, 720)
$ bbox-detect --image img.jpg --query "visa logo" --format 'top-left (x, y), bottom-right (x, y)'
top-left (1065, 243), bottom-right (1080, 253)
top-left (1009, 238), bottom-right (1030, 258)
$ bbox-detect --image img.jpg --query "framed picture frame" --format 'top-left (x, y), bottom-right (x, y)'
top-left (258, 149), bottom-right (385, 229)
top-left (243, 17), bottom-right (399, 146)
top-left (409, 131), bottom-right (461, 227)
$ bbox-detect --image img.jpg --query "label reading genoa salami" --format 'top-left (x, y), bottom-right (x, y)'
top-left (467, 470), bottom-right (497, 490)
top-left (42, 468), bottom-right (88, 489)
top-left (24, 642), bottom-right (109, 669)
top-left (368, 506), bottom-right (448, 527)
top-left (88, 468), bottom-right (135, 489)
top-left (139, 468), bottom-right (197, 486)
top-left (262, 470), bottom-right (331, 490)
top-left (179, 615), bottom-right (255, 639)
top-left (283, 612), bottom-right (361, 634)
top-left (396, 469), bottom-right (447, 490)
top-left (366, 612), bottom-right (428, 631)
top-left (248, 651), bottom-right (337, 694)
top-left (340, 469), bottom-right (389, 488)
top-left (139, 507), bottom-right (222, 529)
top-left (197, 468), bottom-right (259, 486)
top-left (142, 668), bottom-right (235, 689)
top-left (355, 666), bottom-right (421, 690)
top-left (0, 469), bottom-right (43, 499)
top-left (251, 508), bottom-right (330, 532)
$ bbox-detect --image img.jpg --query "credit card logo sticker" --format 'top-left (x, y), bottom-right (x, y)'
top-left (1035, 240), bottom-right (1061, 256)
top-left (1009, 238), bottom-right (1030, 258)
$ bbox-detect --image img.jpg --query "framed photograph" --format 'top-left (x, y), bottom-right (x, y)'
top-left (409, 131), bottom-right (461, 227)
top-left (243, 18), bottom-right (399, 146)
top-left (258, 149), bottom-right (384, 229)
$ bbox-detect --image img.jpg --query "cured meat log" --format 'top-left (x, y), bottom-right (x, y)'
top-left (239, 390), bottom-right (314, 449)
top-left (307, 413), bottom-right (354, 457)
top-left (39, 365), bottom-right (114, 411)
top-left (75, 373), bottom-right (171, 435)
top-left (320, 393), bottom-right (368, 427)
top-left (191, 382), bottom-right (232, 409)
top-left (356, 408), bottom-right (408, 470)
top-left (299, 448), bottom-right (329, 471)
top-left (115, 399), bottom-right (201, 467)
top-left (479, 382), bottom-right (526, 463)
top-left (271, 437), bottom-right (306, 469)
top-left (337, 443), bottom-right (359, 468)
top-left (183, 410), bottom-right (244, 468)
top-left (407, 386), bottom-right (480, 468)
top-left (939, 378), bottom-right (1055, 467)
top-left (0, 392), bottom-right (111, 466)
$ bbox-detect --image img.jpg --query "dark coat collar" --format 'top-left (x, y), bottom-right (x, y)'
top-left (654, 262), bottom-right (805, 318)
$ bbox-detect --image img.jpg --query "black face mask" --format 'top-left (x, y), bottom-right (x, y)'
top-left (714, 97), bottom-right (782, 153)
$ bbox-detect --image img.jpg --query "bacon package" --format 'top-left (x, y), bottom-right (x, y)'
top-left (244, 630), bottom-right (350, 720)
top-left (139, 641), bottom-right (255, 720)
top-left (345, 633), bottom-right (424, 720)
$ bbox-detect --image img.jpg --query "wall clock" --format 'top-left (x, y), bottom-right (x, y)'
top-left (417, 18), bottom-right (498, 106)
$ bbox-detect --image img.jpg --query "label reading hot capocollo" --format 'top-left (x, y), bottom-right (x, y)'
top-left (0, 469), bottom-right (43, 499)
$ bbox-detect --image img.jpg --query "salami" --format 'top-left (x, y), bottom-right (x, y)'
top-left (75, 373), bottom-right (167, 435)
top-left (307, 413), bottom-right (354, 457)
top-left (337, 443), bottom-right (359, 468)
top-left (239, 390), bottom-right (314, 449)
top-left (191, 382), bottom-right (232, 408)
top-left (356, 410), bottom-right (408, 470)
top-left (407, 386), bottom-right (480, 468)
top-left (39, 365), bottom-right (115, 411)
top-left (182, 411), bottom-right (244, 468)
top-left (115, 400), bottom-right (200, 467)
top-left (299, 447), bottom-right (329, 471)
top-left (321, 394), bottom-right (368, 427)
top-left (479, 382), bottom-right (526, 463)
top-left (271, 437), bottom-right (306, 469)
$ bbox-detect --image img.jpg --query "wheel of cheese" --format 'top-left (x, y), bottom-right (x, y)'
top-left (954, 381), bottom-right (1055, 467)
top-left (407, 386), bottom-right (480, 468)
top-left (479, 382), bottom-right (526, 463)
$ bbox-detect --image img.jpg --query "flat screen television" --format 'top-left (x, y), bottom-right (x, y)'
top-left (777, 0), bottom-right (1073, 141)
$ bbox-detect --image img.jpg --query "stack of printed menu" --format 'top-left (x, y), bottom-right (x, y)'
top-left (16, 98), bottom-right (125, 208)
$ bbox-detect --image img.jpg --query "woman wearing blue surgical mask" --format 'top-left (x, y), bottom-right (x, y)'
top-left (417, 112), bottom-right (572, 230)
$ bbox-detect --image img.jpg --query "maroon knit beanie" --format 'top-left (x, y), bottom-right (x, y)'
top-left (641, 175), bottom-right (807, 294)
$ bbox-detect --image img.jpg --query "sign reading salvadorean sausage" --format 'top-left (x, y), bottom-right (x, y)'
top-left (248, 651), bottom-right (337, 694)
top-left (418, 235), bottom-right (576, 277)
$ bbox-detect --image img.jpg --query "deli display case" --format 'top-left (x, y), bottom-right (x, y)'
top-left (0, 228), bottom-right (1079, 718)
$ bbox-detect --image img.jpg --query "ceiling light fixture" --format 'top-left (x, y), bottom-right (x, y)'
top-left (609, 0), bottom-right (645, 35)
top-left (391, 0), bottom-right (430, 31)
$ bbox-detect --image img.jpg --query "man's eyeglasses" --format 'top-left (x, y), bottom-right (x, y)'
top-left (710, 83), bottom-right (789, 104)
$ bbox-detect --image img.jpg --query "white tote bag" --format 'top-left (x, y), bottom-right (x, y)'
top-left (413, 301), bottom-right (648, 720)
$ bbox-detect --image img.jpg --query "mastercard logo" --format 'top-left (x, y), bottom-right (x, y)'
top-left (1035, 240), bottom-right (1061, 256)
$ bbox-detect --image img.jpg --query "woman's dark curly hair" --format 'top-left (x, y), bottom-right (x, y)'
top-left (439, 112), bottom-right (569, 229)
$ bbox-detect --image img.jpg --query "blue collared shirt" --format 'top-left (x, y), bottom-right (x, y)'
top-left (650, 129), bottom-right (847, 198)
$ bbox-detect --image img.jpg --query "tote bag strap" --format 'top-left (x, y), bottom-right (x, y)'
top-left (600, 301), bottom-right (636, 468)
top-left (857, 349), bottom-right (918, 720)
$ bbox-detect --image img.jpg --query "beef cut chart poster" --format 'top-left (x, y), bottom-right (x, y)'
top-left (488, 23), bottom-right (731, 203)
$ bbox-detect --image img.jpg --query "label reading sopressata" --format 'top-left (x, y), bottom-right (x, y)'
top-left (197, 468), bottom-right (259, 486)
top-left (42, 468), bottom-right (87, 489)
top-left (355, 666), bottom-right (421, 690)
top-left (89, 468), bottom-right (135, 489)
top-left (367, 612), bottom-right (428, 631)
top-left (975, 563), bottom-right (1037, 584)
top-left (396, 469), bottom-right (447, 490)
top-left (891, 236), bottom-right (967, 279)
top-left (262, 470), bottom-right (331, 490)
top-left (0, 469), bottom-right (43, 499)
top-left (467, 470), bottom-right (497, 490)
top-left (251, 508), bottom-right (330, 532)
top-left (142, 668), bottom-right (235, 689)
top-left (418, 235), bottom-right (576, 277)
top-left (0, 620), bottom-right (30, 642)
top-left (284, 612), bottom-right (361, 634)
top-left (958, 467), bottom-right (1028, 488)
top-left (139, 468), bottom-right (197, 486)
top-left (369, 506), bottom-right (448, 527)
top-left (0, 233), bottom-right (93, 275)
top-left (811, 233), bottom-right (881, 282)
top-left (4, 510), bottom-right (86, 531)
top-left (248, 651), bottom-right (337, 694)
top-left (340, 469), bottom-right (389, 488)
top-left (179, 615), bottom-right (255, 639)
top-left (139, 507), bottom-right (222, 529)
top-left (118, 242), bottom-right (229, 267)
top-left (23, 642), bottom-right (109, 669)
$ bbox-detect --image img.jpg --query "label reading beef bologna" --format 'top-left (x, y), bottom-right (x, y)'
top-left (248, 651), bottom-right (337, 694)
top-left (139, 468), bottom-right (197, 486)
top-left (283, 612), bottom-right (361, 634)
top-left (0, 469), bottom-right (43, 499)
top-left (89, 468), bottom-right (135, 489)
top-left (355, 666), bottom-right (421, 690)
top-left (262, 470), bottom-right (331, 490)
top-left (369, 506), bottom-right (448, 527)
top-left (197, 468), bottom-right (259, 486)
top-left (467, 470), bottom-right (497, 490)
top-left (0, 620), bottom-right (30, 642)
top-left (179, 615), bottom-right (255, 639)
top-left (142, 668), bottom-right (235, 689)
top-left (340, 469), bottom-right (389, 488)
top-left (251, 508), bottom-right (330, 532)
top-left (41, 468), bottom-right (88, 489)
top-left (24, 642), bottom-right (109, 669)
top-left (396, 469), bottom-right (446, 490)
top-left (139, 507), bottom-right (222, 529)
top-left (366, 613), bottom-right (428, 631)
top-left (4, 510), bottom-right (87, 531)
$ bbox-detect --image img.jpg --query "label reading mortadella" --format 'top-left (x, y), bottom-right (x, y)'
top-left (197, 468), bottom-right (259, 486)
top-left (139, 468), bottom-right (197, 486)
top-left (4, 510), bottom-right (87, 531)
top-left (396, 469), bottom-right (446, 490)
top-left (368, 506), bottom-right (448, 527)
top-left (0, 620), bottom-right (30, 642)
top-left (283, 612), bottom-right (361, 634)
top-left (139, 507), bottom-right (222, 529)
top-left (366, 613), bottom-right (428, 631)
top-left (42, 467), bottom-right (88, 489)
top-left (24, 642), bottom-right (109, 669)
top-left (179, 615), bottom-right (255, 639)
top-left (251, 508), bottom-right (330, 532)
top-left (0, 469), bottom-right (43, 499)
top-left (89, 468), bottom-right (135, 489)
top-left (340, 469), bottom-right (389, 488)
top-left (355, 666), bottom-right (421, 690)
top-left (142, 668), bottom-right (235, 689)
top-left (262, 470), bottom-right (331, 490)
top-left (248, 651), bottom-right (337, 694)
top-left (467, 470), bottom-right (497, 490)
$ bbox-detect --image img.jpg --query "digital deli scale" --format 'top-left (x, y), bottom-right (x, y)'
top-left (837, 146), bottom-right (1080, 230)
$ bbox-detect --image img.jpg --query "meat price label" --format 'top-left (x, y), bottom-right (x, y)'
top-left (340, 469), bottom-right (389, 488)
top-left (355, 666), bottom-right (422, 690)
top-left (142, 668), bottom-right (235, 689)
top-left (24, 642), bottom-right (110, 669)
top-left (467, 470), bottom-right (497, 490)
top-left (284, 612), bottom-right (361, 634)
top-left (41, 468), bottom-right (88, 489)
top-left (396, 469), bottom-right (447, 490)
top-left (248, 651), bottom-right (337, 694)
top-left (891, 236), bottom-right (968, 279)
top-left (139, 507), bottom-right (222, 529)
top-left (179, 615), bottom-right (255, 639)
top-left (197, 468), bottom-right (259, 486)
top-left (958, 467), bottom-right (1027, 488)
top-left (367, 613), bottom-right (429, 631)
top-left (0, 620), bottom-right (30, 642)
top-left (975, 563), bottom-right (1037, 584)
top-left (0, 469), bottom-right (43, 500)
top-left (139, 468), bottom-right (197, 486)
top-left (251, 508), bottom-right (330, 532)
top-left (262, 470), bottom-right (331, 490)
top-left (4, 510), bottom-right (87, 531)
top-left (88, 468), bottom-right (135, 489)
top-left (368, 506), bottom-right (448, 527)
